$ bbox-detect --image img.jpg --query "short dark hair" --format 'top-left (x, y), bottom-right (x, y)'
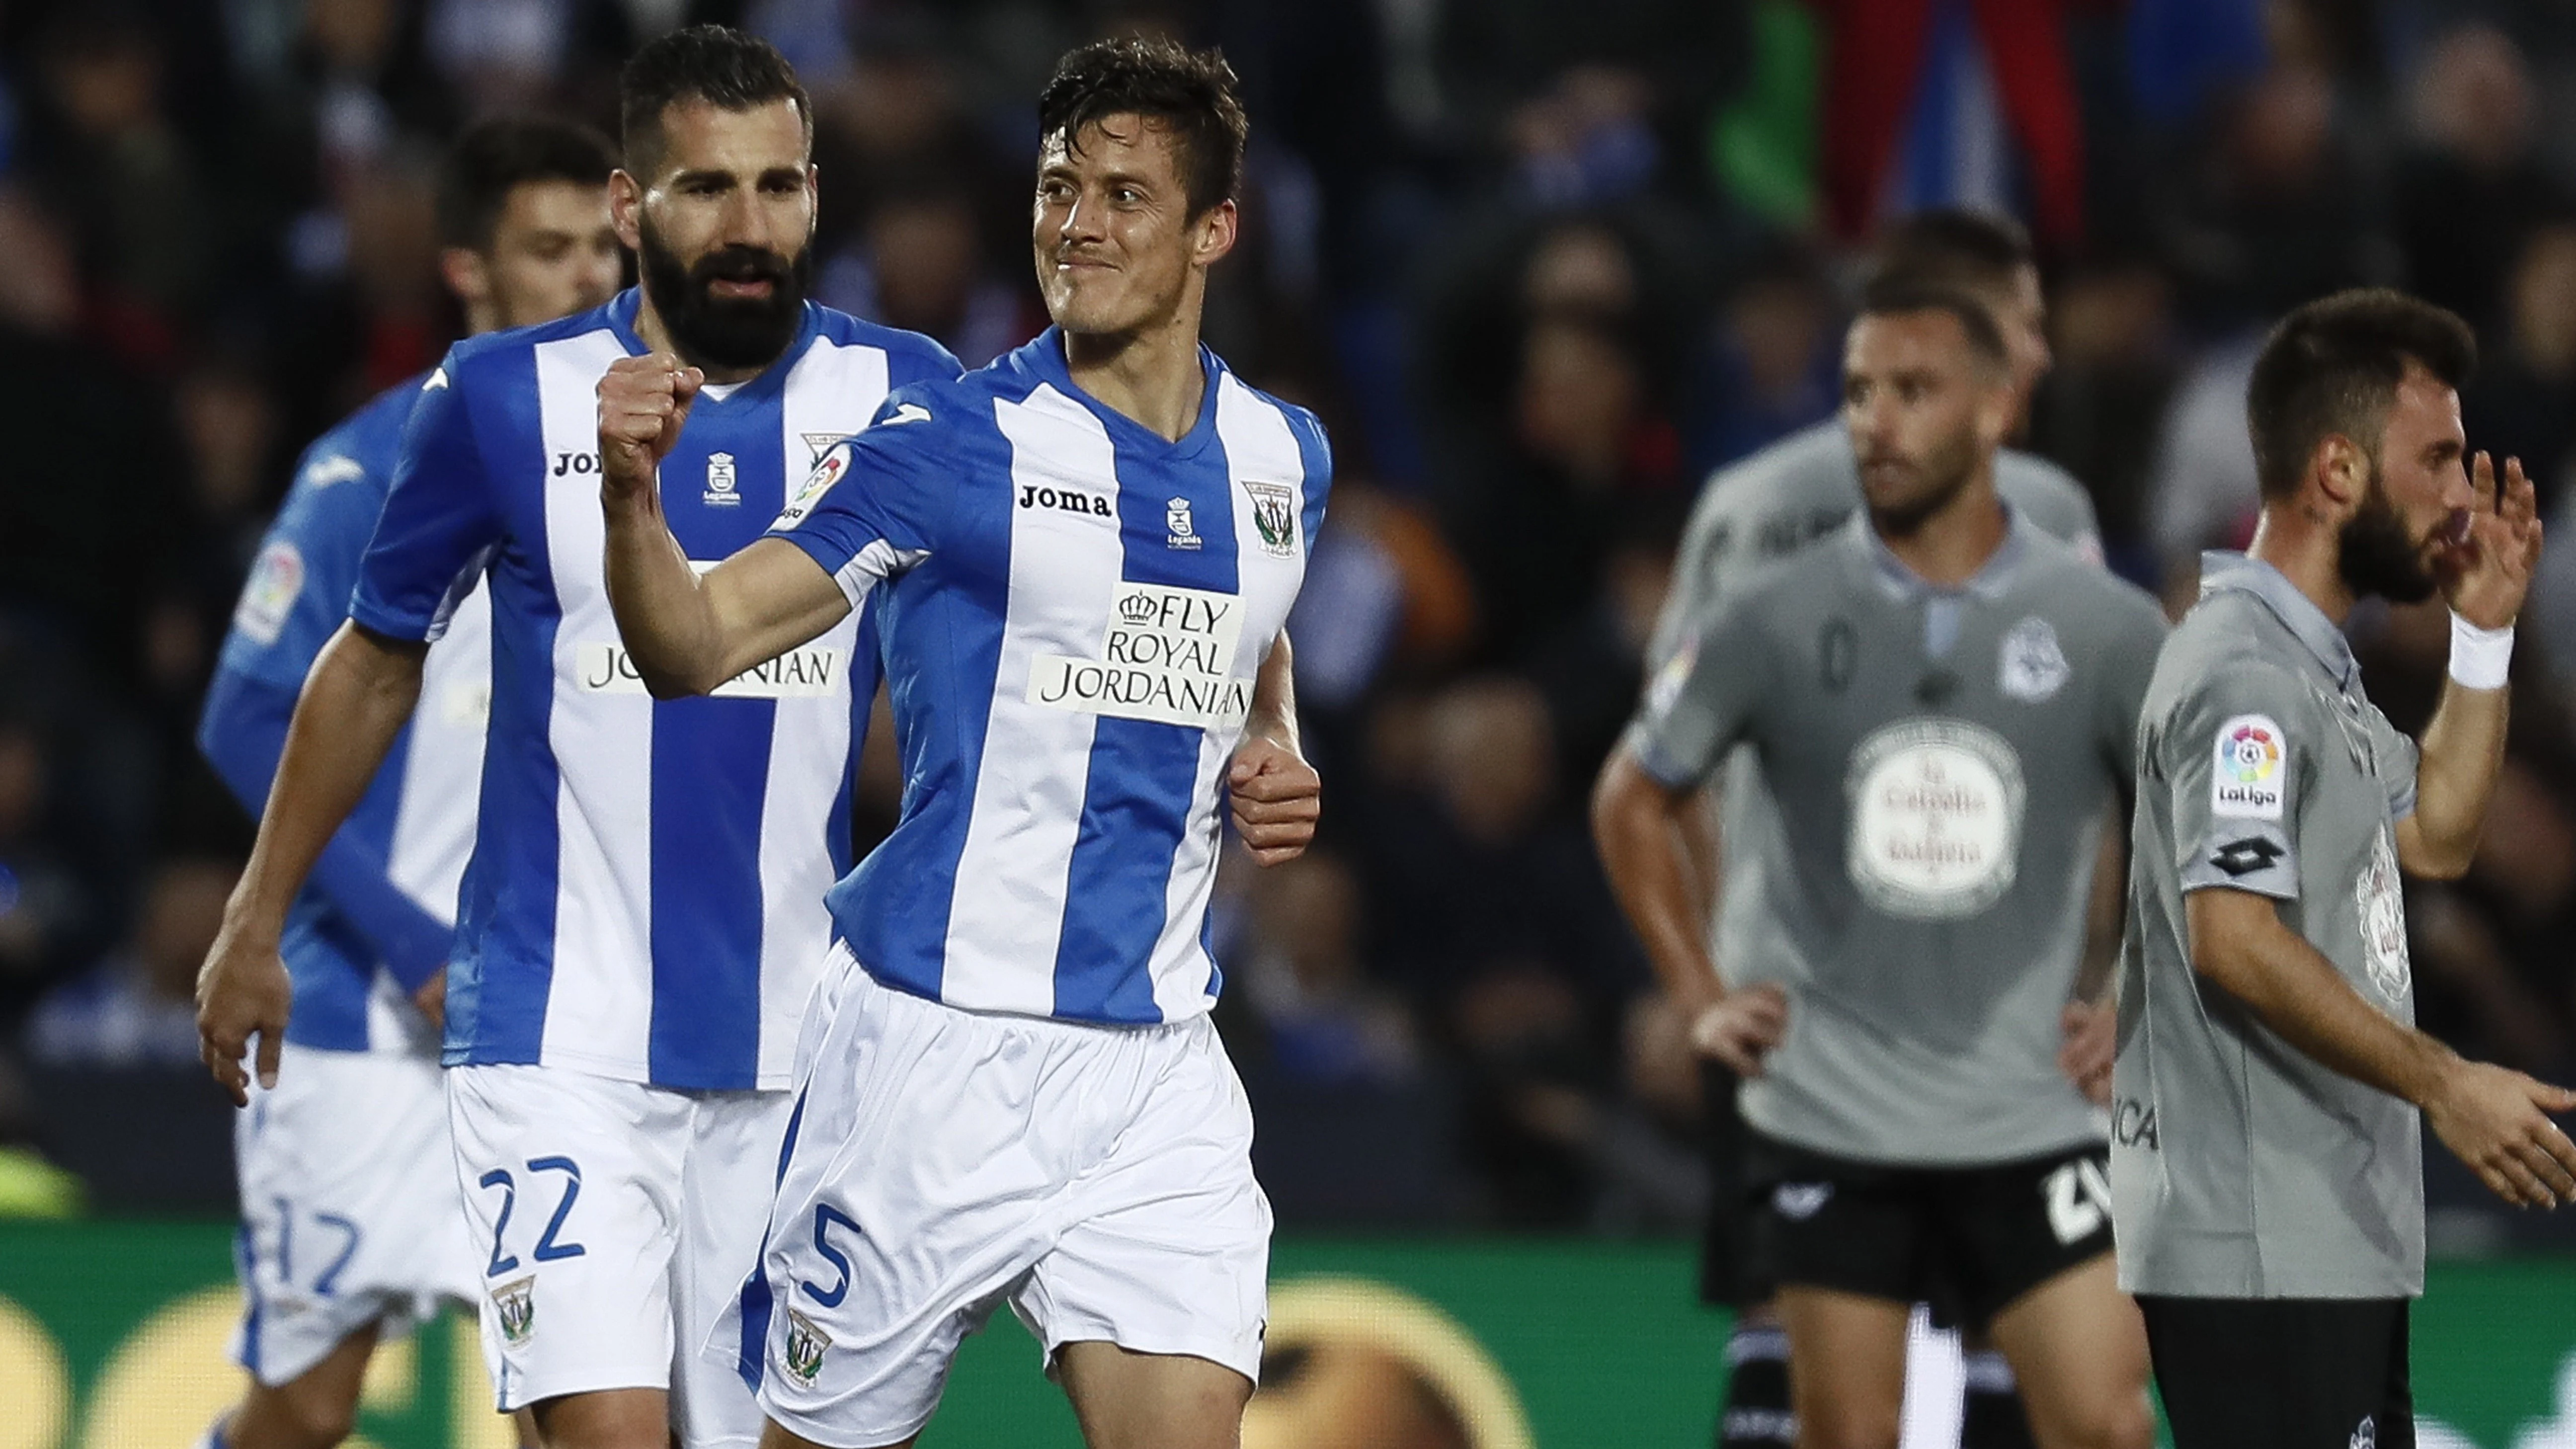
top-left (1867, 208), bottom-right (2035, 295)
top-left (1853, 276), bottom-right (2011, 370)
top-left (1037, 37), bottom-right (1248, 218)
top-left (619, 25), bottom-right (811, 179)
top-left (2247, 288), bottom-right (2477, 500)
top-left (434, 115), bottom-right (617, 252)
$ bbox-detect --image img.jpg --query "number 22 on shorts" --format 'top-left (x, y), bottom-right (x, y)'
top-left (478, 1156), bottom-right (589, 1277)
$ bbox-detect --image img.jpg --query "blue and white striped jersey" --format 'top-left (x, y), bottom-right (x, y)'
top-left (772, 328), bottom-right (1331, 1025)
top-left (200, 376), bottom-right (490, 1055)
top-left (350, 290), bottom-right (960, 1089)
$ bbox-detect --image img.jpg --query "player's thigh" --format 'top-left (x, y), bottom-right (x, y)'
top-left (448, 1064), bottom-right (693, 1411)
top-left (1773, 1287), bottom-right (1910, 1449)
top-left (233, 1045), bottom-right (473, 1390)
top-left (229, 1324), bottom-right (379, 1449)
top-left (2136, 1296), bottom-right (2412, 1449)
top-left (1014, 1018), bottom-right (1269, 1390)
top-left (1057, 1341), bottom-right (1254, 1449)
top-left (746, 975), bottom-right (1068, 1449)
top-left (758, 1421), bottom-right (917, 1449)
top-left (1984, 1255), bottom-right (2152, 1449)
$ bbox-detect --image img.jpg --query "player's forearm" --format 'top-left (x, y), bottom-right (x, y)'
top-left (226, 624), bottom-right (426, 943)
top-left (1593, 749), bottom-right (1721, 1013)
top-left (1245, 631), bottom-right (1299, 751)
top-left (2187, 892), bottom-right (2456, 1107)
top-left (2408, 676), bottom-right (2509, 876)
top-left (601, 484), bottom-right (730, 697)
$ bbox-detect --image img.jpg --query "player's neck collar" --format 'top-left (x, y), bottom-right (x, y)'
top-left (1858, 503), bottom-right (2029, 604)
top-left (2198, 551), bottom-right (2358, 689)
top-left (1025, 325), bottom-right (1222, 458)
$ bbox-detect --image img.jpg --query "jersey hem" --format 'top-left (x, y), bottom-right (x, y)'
top-left (441, 1045), bottom-right (794, 1093)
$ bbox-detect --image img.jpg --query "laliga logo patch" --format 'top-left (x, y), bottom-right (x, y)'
top-left (491, 1276), bottom-right (535, 1345)
top-left (784, 1309), bottom-right (832, 1385)
top-left (2211, 714), bottom-right (2286, 820)
top-left (234, 539), bottom-right (305, 647)
top-left (772, 443), bottom-right (850, 530)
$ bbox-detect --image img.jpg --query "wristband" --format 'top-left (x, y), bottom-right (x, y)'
top-left (2448, 612), bottom-right (2514, 691)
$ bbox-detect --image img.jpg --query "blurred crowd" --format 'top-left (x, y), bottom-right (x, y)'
top-left (8, 0), bottom-right (2576, 1236)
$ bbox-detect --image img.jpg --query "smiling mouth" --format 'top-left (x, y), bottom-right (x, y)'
top-left (707, 277), bottom-right (775, 300)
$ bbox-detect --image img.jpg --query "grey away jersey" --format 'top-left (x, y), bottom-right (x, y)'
top-left (2111, 552), bottom-right (2424, 1300)
top-left (1630, 512), bottom-right (2167, 1165)
top-left (1647, 423), bottom-right (2105, 1007)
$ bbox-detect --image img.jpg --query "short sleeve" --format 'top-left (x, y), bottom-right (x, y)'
top-left (766, 391), bottom-right (948, 606)
top-left (351, 363), bottom-right (503, 643)
top-left (2094, 594), bottom-right (2169, 782)
top-left (1624, 596), bottom-right (1772, 790)
top-left (1646, 485), bottom-right (1736, 673)
top-left (2368, 706), bottom-right (2419, 820)
top-left (219, 443), bottom-right (390, 690)
top-left (2167, 663), bottom-right (2311, 900)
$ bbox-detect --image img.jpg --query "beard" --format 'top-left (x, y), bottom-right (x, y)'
top-left (1862, 428), bottom-right (1981, 538)
top-left (2336, 472), bottom-right (2441, 604)
top-left (638, 215), bottom-right (810, 372)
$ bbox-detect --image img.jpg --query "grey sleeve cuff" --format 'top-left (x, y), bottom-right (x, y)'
top-left (1626, 723), bottom-right (1703, 791)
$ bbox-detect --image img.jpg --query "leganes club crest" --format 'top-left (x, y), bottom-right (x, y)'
top-left (1242, 479), bottom-right (1297, 557)
top-left (491, 1276), bottom-right (535, 1345)
top-left (784, 1309), bottom-right (832, 1385)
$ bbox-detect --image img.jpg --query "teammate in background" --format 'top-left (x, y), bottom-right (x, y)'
top-left (1594, 280), bottom-right (2166, 1449)
top-left (1645, 209), bottom-right (2104, 1449)
top-left (595, 37), bottom-right (1323, 1449)
top-left (194, 115), bottom-right (621, 1449)
top-left (196, 29), bottom-right (965, 1449)
top-left (2114, 291), bottom-right (2576, 1449)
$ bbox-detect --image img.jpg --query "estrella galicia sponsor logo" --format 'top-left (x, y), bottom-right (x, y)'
top-left (1027, 582), bottom-right (1250, 730)
top-left (2112, 1097), bottom-right (2159, 1151)
top-left (1243, 479), bottom-right (1298, 557)
top-left (2211, 713), bottom-right (2287, 818)
top-left (1771, 1182), bottom-right (1832, 1221)
top-left (703, 451), bottom-right (739, 506)
top-left (1166, 495), bottom-right (1201, 550)
top-left (491, 1276), bottom-right (535, 1345)
top-left (1018, 482), bottom-right (1115, 518)
top-left (577, 641), bottom-right (844, 699)
top-left (552, 451), bottom-right (601, 477)
top-left (2208, 835), bottom-right (2285, 878)
top-left (783, 1308), bottom-right (831, 1385)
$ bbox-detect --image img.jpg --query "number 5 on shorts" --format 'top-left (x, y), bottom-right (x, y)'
top-left (478, 1156), bottom-right (591, 1278)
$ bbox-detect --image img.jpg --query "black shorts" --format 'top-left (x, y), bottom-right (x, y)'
top-left (1719, 1128), bottom-right (2115, 1328)
top-left (2139, 1296), bottom-right (2412, 1449)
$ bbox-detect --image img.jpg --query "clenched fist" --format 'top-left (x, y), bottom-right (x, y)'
top-left (597, 352), bottom-right (704, 502)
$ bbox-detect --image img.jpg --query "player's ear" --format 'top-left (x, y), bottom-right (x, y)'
top-left (1192, 198), bottom-right (1238, 269)
top-left (2312, 434), bottom-right (2368, 516)
top-left (610, 169), bottom-right (646, 252)
top-left (440, 247), bottom-right (490, 312)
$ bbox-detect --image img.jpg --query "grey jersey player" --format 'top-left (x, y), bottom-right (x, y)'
top-left (2113, 290), bottom-right (2576, 1449)
top-left (1598, 280), bottom-right (2160, 1449)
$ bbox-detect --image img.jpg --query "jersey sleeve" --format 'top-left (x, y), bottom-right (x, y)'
top-left (1623, 595), bottom-right (1773, 789)
top-left (351, 362), bottom-right (504, 643)
top-left (1647, 481), bottom-right (1739, 673)
top-left (2094, 592), bottom-right (2169, 782)
top-left (2164, 661), bottom-right (2311, 900)
top-left (766, 394), bottom-right (949, 607)
top-left (219, 442), bottom-right (393, 691)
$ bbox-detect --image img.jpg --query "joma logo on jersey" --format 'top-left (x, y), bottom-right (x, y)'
top-left (552, 452), bottom-right (601, 477)
top-left (1018, 483), bottom-right (1115, 518)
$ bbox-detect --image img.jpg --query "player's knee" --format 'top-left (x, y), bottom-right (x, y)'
top-left (268, 1385), bottom-right (359, 1449)
top-left (2039, 1392), bottom-right (2155, 1449)
top-left (1795, 1403), bottom-right (1901, 1449)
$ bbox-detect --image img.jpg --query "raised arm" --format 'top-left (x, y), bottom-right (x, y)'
top-left (2400, 451), bottom-right (2541, 877)
top-left (198, 623), bottom-right (426, 1103)
top-left (596, 352), bottom-right (853, 697)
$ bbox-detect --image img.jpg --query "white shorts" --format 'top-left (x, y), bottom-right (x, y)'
top-left (447, 1062), bottom-right (793, 1447)
top-left (736, 958), bottom-right (1271, 1449)
top-left (230, 1041), bottom-right (481, 1387)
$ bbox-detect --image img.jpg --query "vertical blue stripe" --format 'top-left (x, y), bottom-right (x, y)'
top-left (447, 350), bottom-right (562, 1068)
top-left (736, 1087), bottom-right (807, 1391)
top-left (233, 1223), bottom-right (263, 1375)
top-left (1050, 421), bottom-right (1240, 1021)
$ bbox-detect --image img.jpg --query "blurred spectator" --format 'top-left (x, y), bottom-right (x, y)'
top-left (1234, 851), bottom-right (1419, 1088)
top-left (1690, 241), bottom-right (1840, 473)
top-left (2463, 223), bottom-right (2576, 504)
top-left (2028, 254), bottom-right (2181, 577)
top-left (2393, 23), bottom-right (2562, 332)
top-left (1283, 477), bottom-right (1478, 716)
top-left (24, 857), bottom-right (234, 1069)
top-left (819, 177), bottom-right (1033, 368)
top-left (2146, 330), bottom-right (2262, 598)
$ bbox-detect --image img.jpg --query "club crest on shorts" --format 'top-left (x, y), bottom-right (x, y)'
top-left (784, 1309), bottom-right (832, 1385)
top-left (491, 1276), bottom-right (536, 1345)
top-left (1998, 615), bottom-right (2070, 703)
